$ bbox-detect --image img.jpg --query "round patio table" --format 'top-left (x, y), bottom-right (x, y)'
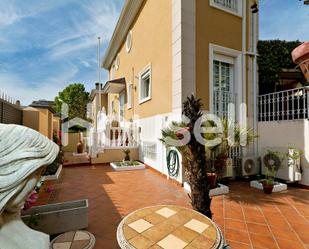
top-left (117, 205), bottom-right (224, 249)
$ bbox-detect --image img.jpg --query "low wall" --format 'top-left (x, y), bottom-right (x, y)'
top-left (258, 120), bottom-right (309, 186)
top-left (92, 148), bottom-right (139, 164)
top-left (137, 112), bottom-right (184, 184)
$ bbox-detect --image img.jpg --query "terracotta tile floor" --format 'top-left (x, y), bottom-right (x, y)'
top-left (46, 165), bottom-right (309, 249)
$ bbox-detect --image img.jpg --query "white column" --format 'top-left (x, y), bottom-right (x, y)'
top-left (172, 0), bottom-right (196, 115)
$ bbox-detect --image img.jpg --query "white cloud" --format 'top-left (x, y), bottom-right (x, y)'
top-left (0, 64), bottom-right (79, 105)
top-left (47, 0), bottom-right (119, 60)
top-left (80, 60), bottom-right (91, 68)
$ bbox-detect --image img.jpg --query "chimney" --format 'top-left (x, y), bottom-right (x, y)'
top-left (95, 82), bottom-right (99, 90)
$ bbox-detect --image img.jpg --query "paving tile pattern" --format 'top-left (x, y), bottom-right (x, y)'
top-left (46, 165), bottom-right (309, 249)
top-left (119, 205), bottom-right (220, 249)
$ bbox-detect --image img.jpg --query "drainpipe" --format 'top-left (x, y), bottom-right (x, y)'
top-left (253, 9), bottom-right (258, 157)
top-left (242, 0), bottom-right (246, 106)
top-left (241, 0), bottom-right (247, 156)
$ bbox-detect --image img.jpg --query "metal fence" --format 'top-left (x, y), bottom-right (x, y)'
top-left (0, 98), bottom-right (22, 124)
top-left (258, 87), bottom-right (309, 122)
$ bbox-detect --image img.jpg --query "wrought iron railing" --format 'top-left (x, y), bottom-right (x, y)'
top-left (258, 87), bottom-right (309, 121)
top-left (213, 90), bottom-right (237, 119)
top-left (214, 0), bottom-right (238, 11)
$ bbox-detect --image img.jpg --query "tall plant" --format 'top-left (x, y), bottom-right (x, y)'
top-left (161, 95), bottom-right (212, 218)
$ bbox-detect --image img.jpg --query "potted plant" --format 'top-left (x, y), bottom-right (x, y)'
top-left (123, 149), bottom-right (131, 161)
top-left (262, 166), bottom-right (276, 194)
top-left (204, 118), bottom-right (257, 184)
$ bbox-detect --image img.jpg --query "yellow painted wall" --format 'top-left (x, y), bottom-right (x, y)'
top-left (110, 0), bottom-right (172, 120)
top-left (108, 93), bottom-right (120, 115)
top-left (196, 0), bottom-right (244, 110)
top-left (101, 93), bottom-right (108, 113)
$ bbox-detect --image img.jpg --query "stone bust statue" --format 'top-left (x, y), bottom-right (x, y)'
top-left (0, 124), bottom-right (59, 249)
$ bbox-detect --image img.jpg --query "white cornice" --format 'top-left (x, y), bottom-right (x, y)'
top-left (102, 0), bottom-right (145, 69)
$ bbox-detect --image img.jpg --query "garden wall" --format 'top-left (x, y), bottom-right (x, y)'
top-left (258, 120), bottom-right (309, 186)
top-left (63, 132), bottom-right (81, 152)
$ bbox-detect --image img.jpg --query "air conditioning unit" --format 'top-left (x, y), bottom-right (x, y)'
top-left (241, 157), bottom-right (260, 176)
top-left (261, 147), bottom-right (302, 182)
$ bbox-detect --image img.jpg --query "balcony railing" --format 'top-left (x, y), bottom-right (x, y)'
top-left (214, 0), bottom-right (238, 12)
top-left (213, 90), bottom-right (237, 119)
top-left (258, 87), bottom-right (309, 122)
top-left (103, 125), bottom-right (139, 148)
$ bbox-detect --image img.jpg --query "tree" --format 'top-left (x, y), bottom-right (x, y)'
top-left (161, 95), bottom-right (212, 219)
top-left (257, 40), bottom-right (303, 94)
top-left (54, 83), bottom-right (90, 121)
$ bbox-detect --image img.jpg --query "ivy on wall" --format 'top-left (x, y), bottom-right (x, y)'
top-left (257, 40), bottom-right (302, 94)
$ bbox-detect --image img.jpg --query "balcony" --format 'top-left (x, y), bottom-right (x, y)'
top-left (258, 87), bottom-right (309, 122)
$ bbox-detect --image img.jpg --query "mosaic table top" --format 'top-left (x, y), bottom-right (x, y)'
top-left (117, 205), bottom-right (224, 249)
top-left (50, 230), bottom-right (95, 249)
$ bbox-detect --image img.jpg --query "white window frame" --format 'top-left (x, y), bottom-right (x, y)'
top-left (126, 30), bottom-right (132, 53)
top-left (127, 82), bottom-right (133, 109)
top-left (209, 43), bottom-right (242, 115)
top-left (209, 0), bottom-right (243, 17)
top-left (139, 63), bottom-right (152, 104)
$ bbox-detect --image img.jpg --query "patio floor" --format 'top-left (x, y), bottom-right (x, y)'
top-left (46, 165), bottom-right (309, 249)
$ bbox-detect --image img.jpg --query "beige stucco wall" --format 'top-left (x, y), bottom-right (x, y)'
top-left (37, 108), bottom-right (49, 138)
top-left (110, 0), bottom-right (172, 120)
top-left (23, 107), bottom-right (40, 131)
top-left (23, 107), bottom-right (54, 139)
top-left (63, 132), bottom-right (81, 152)
top-left (91, 148), bottom-right (139, 164)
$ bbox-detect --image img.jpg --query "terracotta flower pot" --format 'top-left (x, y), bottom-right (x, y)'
top-left (262, 183), bottom-right (274, 194)
top-left (207, 172), bottom-right (217, 189)
top-left (77, 141), bottom-right (84, 154)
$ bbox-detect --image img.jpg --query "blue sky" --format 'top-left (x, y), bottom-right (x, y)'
top-left (0, 0), bottom-right (308, 105)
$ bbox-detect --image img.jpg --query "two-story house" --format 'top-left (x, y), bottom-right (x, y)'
top-left (93, 0), bottom-right (259, 183)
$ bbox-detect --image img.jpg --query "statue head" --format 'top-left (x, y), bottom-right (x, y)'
top-left (0, 124), bottom-right (59, 215)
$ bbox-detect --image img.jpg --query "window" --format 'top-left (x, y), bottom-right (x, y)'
top-left (126, 30), bottom-right (132, 53)
top-left (127, 82), bottom-right (133, 109)
top-left (142, 141), bottom-right (157, 161)
top-left (111, 100), bottom-right (114, 114)
top-left (120, 94), bottom-right (125, 120)
top-left (139, 64), bottom-right (151, 104)
top-left (213, 57), bottom-right (235, 118)
top-left (210, 0), bottom-right (242, 16)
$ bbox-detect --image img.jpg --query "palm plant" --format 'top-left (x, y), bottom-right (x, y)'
top-left (204, 118), bottom-right (257, 177)
top-left (161, 95), bottom-right (212, 218)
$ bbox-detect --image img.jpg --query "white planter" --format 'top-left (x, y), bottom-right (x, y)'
top-left (183, 182), bottom-right (229, 196)
top-left (110, 162), bottom-right (145, 171)
top-left (250, 180), bottom-right (287, 192)
top-left (21, 199), bottom-right (88, 235)
top-left (41, 164), bottom-right (62, 181)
